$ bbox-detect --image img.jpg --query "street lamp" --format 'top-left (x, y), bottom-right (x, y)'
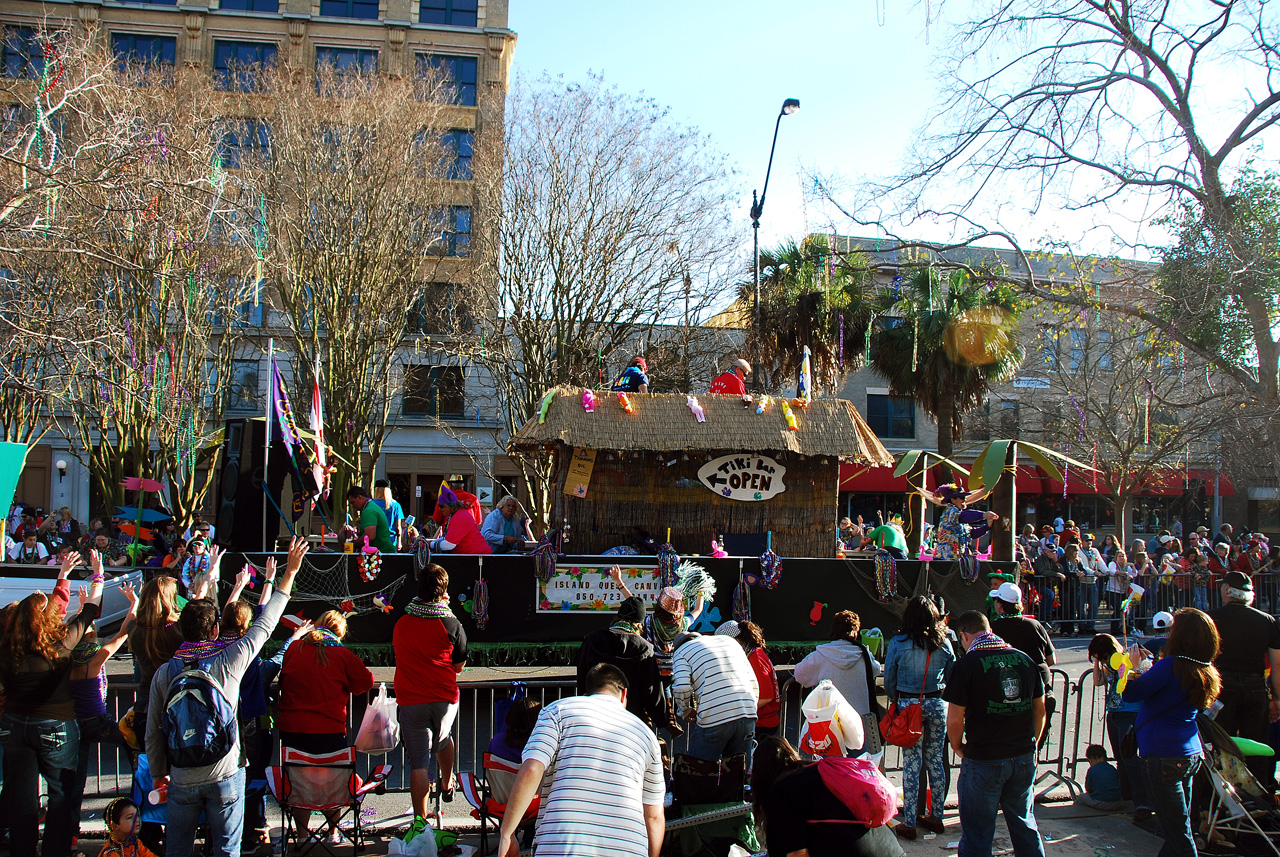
top-left (750, 97), bottom-right (800, 392)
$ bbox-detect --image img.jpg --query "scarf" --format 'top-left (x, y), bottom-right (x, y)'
top-left (610, 620), bottom-right (642, 635)
top-left (966, 631), bottom-right (1011, 653)
top-left (311, 628), bottom-right (343, 647)
top-left (405, 598), bottom-right (454, 620)
top-left (646, 612), bottom-right (685, 645)
top-left (71, 639), bottom-right (103, 667)
top-left (174, 639), bottom-right (224, 661)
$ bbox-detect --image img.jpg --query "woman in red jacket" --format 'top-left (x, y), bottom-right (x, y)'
top-left (278, 610), bottom-right (375, 838)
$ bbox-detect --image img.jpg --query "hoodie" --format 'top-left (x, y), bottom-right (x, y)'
top-left (576, 625), bottom-right (669, 727)
top-left (794, 639), bottom-right (881, 717)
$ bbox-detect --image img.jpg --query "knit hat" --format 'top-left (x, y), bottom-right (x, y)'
top-left (715, 620), bottom-right (740, 637)
top-left (617, 596), bottom-right (646, 623)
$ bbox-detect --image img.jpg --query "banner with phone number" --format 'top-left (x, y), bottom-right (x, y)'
top-left (537, 564), bottom-right (662, 612)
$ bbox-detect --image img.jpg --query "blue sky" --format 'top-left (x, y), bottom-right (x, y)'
top-left (507, 1), bottom-right (939, 254)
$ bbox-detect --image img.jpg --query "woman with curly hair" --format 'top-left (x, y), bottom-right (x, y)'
top-left (0, 550), bottom-right (106, 857)
top-left (127, 575), bottom-right (184, 751)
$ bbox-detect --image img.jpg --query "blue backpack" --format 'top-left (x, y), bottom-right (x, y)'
top-left (164, 658), bottom-right (238, 769)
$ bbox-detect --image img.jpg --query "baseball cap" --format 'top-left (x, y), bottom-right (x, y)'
top-left (995, 582), bottom-right (1022, 604)
top-left (715, 620), bottom-right (740, 637)
top-left (1224, 570), bottom-right (1254, 591)
top-left (1159, 534), bottom-right (1173, 544)
top-left (1083, 533), bottom-right (1095, 541)
top-left (733, 358), bottom-right (752, 373)
top-left (1151, 611), bottom-right (1175, 631)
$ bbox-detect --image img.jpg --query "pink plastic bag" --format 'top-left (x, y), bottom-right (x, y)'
top-left (816, 757), bottom-right (896, 827)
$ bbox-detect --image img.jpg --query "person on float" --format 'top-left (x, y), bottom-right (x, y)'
top-left (709, 358), bottom-right (751, 395)
top-left (429, 484), bottom-right (492, 555)
top-left (610, 356), bottom-right (650, 393)
top-left (922, 483), bottom-right (998, 561)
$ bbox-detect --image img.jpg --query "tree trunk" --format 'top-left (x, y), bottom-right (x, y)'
top-left (936, 391), bottom-right (955, 484)
top-left (990, 443), bottom-right (1017, 561)
top-left (1112, 493), bottom-right (1131, 547)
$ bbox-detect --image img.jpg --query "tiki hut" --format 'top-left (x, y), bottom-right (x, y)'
top-left (509, 388), bottom-right (893, 557)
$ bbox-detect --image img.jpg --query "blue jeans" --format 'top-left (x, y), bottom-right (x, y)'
top-left (0, 713), bottom-right (80, 857)
top-left (682, 716), bottom-right (755, 768)
top-left (957, 751), bottom-right (1046, 857)
top-left (72, 714), bottom-right (124, 837)
top-left (167, 767), bottom-right (246, 857)
top-left (1143, 755), bottom-right (1200, 857)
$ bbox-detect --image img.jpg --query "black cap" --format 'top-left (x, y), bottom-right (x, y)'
top-left (617, 596), bottom-right (646, 623)
top-left (1224, 570), bottom-right (1253, 591)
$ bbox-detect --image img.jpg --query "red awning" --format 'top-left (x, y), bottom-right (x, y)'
top-left (1016, 465), bottom-right (1235, 497)
top-left (1131, 469), bottom-right (1234, 497)
top-left (839, 463), bottom-right (912, 492)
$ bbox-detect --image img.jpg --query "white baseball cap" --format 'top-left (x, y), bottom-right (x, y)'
top-left (714, 620), bottom-right (740, 637)
top-left (995, 582), bottom-right (1022, 604)
top-left (1152, 611), bottom-right (1175, 631)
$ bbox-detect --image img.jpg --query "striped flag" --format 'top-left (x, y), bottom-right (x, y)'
top-left (310, 361), bottom-right (330, 499)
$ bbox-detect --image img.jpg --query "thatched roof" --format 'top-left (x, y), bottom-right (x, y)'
top-left (509, 388), bottom-right (894, 463)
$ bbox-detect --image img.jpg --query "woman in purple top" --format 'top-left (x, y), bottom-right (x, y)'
top-left (485, 698), bottom-right (542, 803)
top-left (68, 582), bottom-right (138, 842)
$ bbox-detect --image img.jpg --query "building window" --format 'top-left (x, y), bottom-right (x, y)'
top-left (118, 0), bottom-right (178, 5)
top-left (425, 206), bottom-right (471, 257)
top-left (1068, 329), bottom-right (1087, 372)
top-left (227, 359), bottom-right (260, 412)
top-left (1097, 330), bottom-right (1114, 372)
top-left (319, 0), bottom-right (380, 19)
top-left (416, 53), bottom-right (477, 106)
top-left (111, 34), bottom-right (176, 74)
top-left (217, 118), bottom-right (271, 169)
top-left (1039, 327), bottom-right (1059, 368)
top-left (2, 28), bottom-right (43, 80)
top-left (866, 394), bottom-right (915, 439)
top-left (419, 0), bottom-right (478, 27)
top-left (219, 0), bottom-right (279, 11)
top-left (997, 400), bottom-right (1020, 436)
top-left (213, 40), bottom-right (277, 92)
top-left (315, 47), bottom-right (377, 94)
top-left (441, 129), bottom-right (473, 179)
top-left (403, 365), bottom-right (464, 417)
top-left (407, 282), bottom-right (473, 334)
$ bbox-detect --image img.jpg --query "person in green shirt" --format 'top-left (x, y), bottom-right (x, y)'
top-left (867, 520), bottom-right (908, 559)
top-left (347, 486), bottom-right (396, 552)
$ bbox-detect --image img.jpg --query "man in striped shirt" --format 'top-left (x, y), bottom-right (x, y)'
top-left (497, 664), bottom-right (665, 857)
top-left (672, 631), bottom-right (759, 763)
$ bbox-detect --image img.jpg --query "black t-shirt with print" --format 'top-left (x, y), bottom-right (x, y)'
top-left (942, 645), bottom-right (1044, 761)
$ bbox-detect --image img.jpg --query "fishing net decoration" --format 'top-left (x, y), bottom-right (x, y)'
top-left (238, 553), bottom-right (410, 615)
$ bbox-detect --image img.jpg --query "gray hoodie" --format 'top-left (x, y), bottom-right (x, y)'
top-left (794, 639), bottom-right (881, 716)
top-left (147, 590), bottom-right (290, 786)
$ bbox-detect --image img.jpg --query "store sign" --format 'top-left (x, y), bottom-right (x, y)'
top-left (537, 564), bottom-right (662, 613)
top-left (697, 454), bottom-right (786, 501)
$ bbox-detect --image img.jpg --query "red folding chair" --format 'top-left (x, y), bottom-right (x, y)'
top-left (266, 746), bottom-right (392, 855)
top-left (457, 753), bottom-right (540, 855)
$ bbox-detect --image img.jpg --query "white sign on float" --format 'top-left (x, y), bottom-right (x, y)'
top-left (697, 454), bottom-right (787, 501)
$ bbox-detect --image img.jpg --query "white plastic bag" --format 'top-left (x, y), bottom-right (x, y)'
top-left (355, 683), bottom-right (400, 755)
top-left (798, 679), bottom-right (863, 756)
top-left (387, 831), bottom-right (438, 857)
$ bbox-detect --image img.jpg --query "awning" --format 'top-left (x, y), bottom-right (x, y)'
top-left (1016, 465), bottom-right (1234, 497)
top-left (1130, 469), bottom-right (1234, 497)
top-left (838, 463), bottom-right (912, 492)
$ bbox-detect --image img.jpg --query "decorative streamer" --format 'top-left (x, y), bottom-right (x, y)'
top-left (838, 313), bottom-right (844, 368)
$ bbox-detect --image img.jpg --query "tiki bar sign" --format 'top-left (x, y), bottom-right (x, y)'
top-left (697, 454), bottom-right (787, 501)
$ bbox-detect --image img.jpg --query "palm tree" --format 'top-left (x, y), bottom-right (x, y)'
top-left (738, 236), bottom-right (873, 392)
top-left (867, 267), bottom-right (1024, 461)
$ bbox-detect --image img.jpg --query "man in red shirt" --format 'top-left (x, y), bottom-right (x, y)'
top-left (394, 563), bottom-right (468, 841)
top-left (708, 358), bottom-right (751, 395)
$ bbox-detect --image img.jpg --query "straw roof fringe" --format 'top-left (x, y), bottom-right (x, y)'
top-left (509, 387), bottom-right (894, 464)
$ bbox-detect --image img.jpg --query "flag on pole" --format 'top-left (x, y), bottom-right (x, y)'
top-left (310, 361), bottom-right (330, 500)
top-left (270, 357), bottom-right (304, 455)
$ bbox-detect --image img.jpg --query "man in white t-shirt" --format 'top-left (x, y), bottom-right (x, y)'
top-left (671, 631), bottom-right (759, 764)
top-left (498, 664), bottom-right (664, 857)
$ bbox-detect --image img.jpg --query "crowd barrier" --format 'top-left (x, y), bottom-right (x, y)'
top-left (72, 663), bottom-right (1162, 810)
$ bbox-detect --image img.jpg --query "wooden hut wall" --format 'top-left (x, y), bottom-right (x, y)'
top-left (562, 449), bottom-right (837, 557)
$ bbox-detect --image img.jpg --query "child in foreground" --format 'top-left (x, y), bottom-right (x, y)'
top-left (1076, 744), bottom-right (1124, 812)
top-left (99, 798), bottom-right (158, 857)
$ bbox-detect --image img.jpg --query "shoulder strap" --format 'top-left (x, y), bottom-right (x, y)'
top-left (857, 642), bottom-right (882, 715)
top-left (918, 649), bottom-right (932, 701)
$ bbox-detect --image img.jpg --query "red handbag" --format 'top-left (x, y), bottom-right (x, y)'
top-left (879, 649), bottom-right (930, 748)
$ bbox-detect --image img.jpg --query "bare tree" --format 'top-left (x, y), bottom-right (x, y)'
top-left (817, 1), bottom-right (1280, 424)
top-left (479, 74), bottom-right (739, 522)
top-left (246, 59), bottom-right (475, 506)
top-left (1022, 306), bottom-right (1237, 542)
top-left (0, 23), bottom-right (255, 521)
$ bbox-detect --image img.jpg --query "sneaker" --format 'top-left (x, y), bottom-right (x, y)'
top-left (917, 816), bottom-right (946, 835)
top-left (403, 816), bottom-right (430, 844)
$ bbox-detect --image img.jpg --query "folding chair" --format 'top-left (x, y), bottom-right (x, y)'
top-left (1206, 767), bottom-right (1280, 856)
top-left (457, 753), bottom-right (540, 856)
top-left (266, 746), bottom-right (392, 856)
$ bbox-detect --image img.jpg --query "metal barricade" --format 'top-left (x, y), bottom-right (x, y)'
top-left (1033, 572), bottom-right (1225, 636)
top-left (1032, 667), bottom-right (1082, 800)
top-left (1066, 668), bottom-right (1110, 797)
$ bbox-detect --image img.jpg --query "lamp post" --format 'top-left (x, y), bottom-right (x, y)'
top-left (750, 97), bottom-right (800, 392)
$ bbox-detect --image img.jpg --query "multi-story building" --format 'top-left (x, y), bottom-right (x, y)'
top-left (2, 0), bottom-right (518, 525)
